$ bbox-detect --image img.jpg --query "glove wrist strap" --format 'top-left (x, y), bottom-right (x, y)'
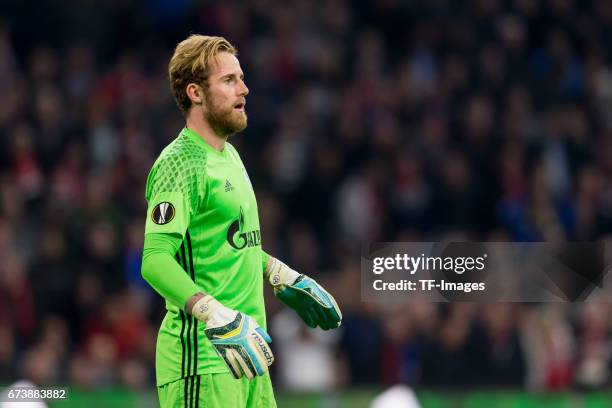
top-left (266, 257), bottom-right (300, 287)
top-left (191, 295), bottom-right (221, 323)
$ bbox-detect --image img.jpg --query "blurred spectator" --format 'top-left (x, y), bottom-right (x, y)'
top-left (521, 305), bottom-right (574, 390)
top-left (271, 309), bottom-right (341, 392)
top-left (574, 304), bottom-right (611, 389)
top-left (0, 326), bottom-right (16, 384)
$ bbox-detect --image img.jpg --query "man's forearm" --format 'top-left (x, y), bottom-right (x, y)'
top-left (141, 233), bottom-right (203, 311)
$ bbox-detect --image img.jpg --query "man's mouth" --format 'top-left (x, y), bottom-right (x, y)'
top-left (234, 102), bottom-right (246, 111)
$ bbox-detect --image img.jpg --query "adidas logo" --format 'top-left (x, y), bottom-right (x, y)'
top-left (224, 180), bottom-right (235, 192)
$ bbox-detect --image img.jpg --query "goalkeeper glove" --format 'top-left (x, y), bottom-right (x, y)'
top-left (266, 258), bottom-right (342, 330)
top-left (192, 295), bottom-right (274, 379)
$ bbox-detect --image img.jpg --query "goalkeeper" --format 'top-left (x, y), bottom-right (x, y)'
top-left (141, 34), bottom-right (341, 408)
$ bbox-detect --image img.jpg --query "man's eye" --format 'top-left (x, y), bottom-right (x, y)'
top-left (225, 77), bottom-right (233, 84)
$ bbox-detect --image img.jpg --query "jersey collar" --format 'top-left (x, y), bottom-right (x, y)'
top-left (182, 127), bottom-right (228, 157)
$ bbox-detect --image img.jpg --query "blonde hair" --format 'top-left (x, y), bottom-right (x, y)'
top-left (168, 34), bottom-right (237, 115)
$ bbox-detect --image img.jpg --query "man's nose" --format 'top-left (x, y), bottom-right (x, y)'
top-left (238, 79), bottom-right (249, 96)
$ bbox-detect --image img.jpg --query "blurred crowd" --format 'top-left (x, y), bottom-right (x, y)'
top-left (0, 0), bottom-right (612, 393)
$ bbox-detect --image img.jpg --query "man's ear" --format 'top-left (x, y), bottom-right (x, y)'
top-left (186, 83), bottom-right (204, 106)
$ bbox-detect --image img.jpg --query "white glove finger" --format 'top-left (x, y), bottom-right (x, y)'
top-left (252, 328), bottom-right (275, 366)
top-left (261, 339), bottom-right (275, 367)
top-left (248, 335), bottom-right (272, 371)
top-left (225, 348), bottom-right (243, 379)
top-left (233, 348), bottom-right (255, 380)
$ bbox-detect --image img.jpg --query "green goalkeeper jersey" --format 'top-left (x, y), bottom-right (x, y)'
top-left (144, 127), bottom-right (266, 386)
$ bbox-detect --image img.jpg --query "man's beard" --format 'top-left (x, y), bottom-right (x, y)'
top-left (204, 93), bottom-right (247, 137)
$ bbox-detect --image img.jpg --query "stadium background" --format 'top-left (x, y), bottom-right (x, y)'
top-left (1, 0), bottom-right (612, 406)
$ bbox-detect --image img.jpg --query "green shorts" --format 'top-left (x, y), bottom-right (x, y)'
top-left (157, 372), bottom-right (276, 408)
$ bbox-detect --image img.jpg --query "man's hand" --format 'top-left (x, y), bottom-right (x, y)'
top-left (191, 295), bottom-right (274, 379)
top-left (266, 258), bottom-right (342, 330)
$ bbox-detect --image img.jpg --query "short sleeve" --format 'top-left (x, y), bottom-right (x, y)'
top-left (144, 152), bottom-right (206, 237)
